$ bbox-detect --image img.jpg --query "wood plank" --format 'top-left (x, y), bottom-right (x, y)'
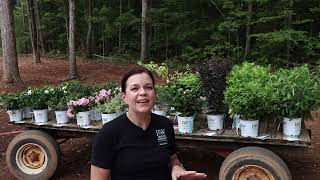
top-left (8, 117), bottom-right (311, 147)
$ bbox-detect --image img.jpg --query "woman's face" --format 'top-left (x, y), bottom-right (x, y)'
top-left (122, 73), bottom-right (156, 114)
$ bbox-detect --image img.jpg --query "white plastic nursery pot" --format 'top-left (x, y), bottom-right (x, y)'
top-left (33, 109), bottom-right (49, 123)
top-left (23, 107), bottom-right (33, 119)
top-left (237, 119), bottom-right (259, 137)
top-left (55, 111), bottom-right (69, 124)
top-left (76, 111), bottom-right (91, 127)
top-left (90, 108), bottom-right (102, 121)
top-left (152, 110), bottom-right (167, 116)
top-left (283, 117), bottom-right (302, 137)
top-left (177, 116), bottom-right (194, 133)
top-left (232, 114), bottom-right (240, 129)
top-left (102, 113), bottom-right (118, 124)
top-left (7, 109), bottom-right (23, 122)
top-left (116, 110), bottom-right (124, 117)
top-left (207, 114), bottom-right (224, 130)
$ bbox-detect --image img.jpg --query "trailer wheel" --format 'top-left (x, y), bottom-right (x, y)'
top-left (6, 130), bottom-right (60, 180)
top-left (219, 146), bottom-right (291, 180)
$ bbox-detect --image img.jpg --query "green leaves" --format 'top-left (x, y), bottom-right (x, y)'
top-left (96, 95), bottom-right (124, 114)
top-left (166, 71), bottom-right (205, 116)
top-left (224, 62), bottom-right (272, 119)
top-left (272, 65), bottom-right (320, 118)
top-left (225, 62), bottom-right (320, 120)
top-left (0, 92), bottom-right (24, 110)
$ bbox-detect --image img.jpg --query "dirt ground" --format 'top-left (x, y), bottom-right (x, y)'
top-left (0, 55), bottom-right (320, 180)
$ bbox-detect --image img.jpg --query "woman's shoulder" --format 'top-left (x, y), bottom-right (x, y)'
top-left (99, 114), bottom-right (127, 135)
top-left (151, 113), bottom-right (173, 127)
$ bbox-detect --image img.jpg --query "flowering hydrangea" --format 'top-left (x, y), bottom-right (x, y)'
top-left (67, 97), bottom-right (93, 118)
top-left (95, 89), bottom-right (112, 104)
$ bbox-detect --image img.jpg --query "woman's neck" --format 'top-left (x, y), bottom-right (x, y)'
top-left (127, 110), bottom-right (151, 130)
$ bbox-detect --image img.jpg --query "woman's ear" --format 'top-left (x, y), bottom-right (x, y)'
top-left (122, 93), bottom-right (126, 103)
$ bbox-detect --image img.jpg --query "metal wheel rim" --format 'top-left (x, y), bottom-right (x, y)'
top-left (233, 165), bottom-right (274, 180)
top-left (16, 143), bottom-right (48, 175)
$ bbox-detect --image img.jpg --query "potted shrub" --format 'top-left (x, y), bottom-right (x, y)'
top-left (96, 95), bottom-right (125, 124)
top-left (139, 61), bottom-right (171, 115)
top-left (0, 92), bottom-right (24, 122)
top-left (152, 85), bottom-right (170, 116)
top-left (47, 85), bottom-right (73, 124)
top-left (67, 97), bottom-right (94, 127)
top-left (91, 89), bottom-right (112, 121)
top-left (166, 71), bottom-right (205, 133)
top-left (198, 56), bottom-right (232, 130)
top-left (224, 62), bottom-right (273, 137)
top-left (20, 88), bottom-right (34, 119)
top-left (28, 87), bottom-right (51, 124)
top-left (272, 65), bottom-right (320, 137)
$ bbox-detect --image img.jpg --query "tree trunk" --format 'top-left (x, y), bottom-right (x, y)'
top-left (68, 0), bottom-right (78, 79)
top-left (165, 25), bottom-right (168, 60)
top-left (140, 0), bottom-right (148, 62)
top-left (118, 0), bottom-right (122, 50)
top-left (34, 0), bottom-right (45, 55)
top-left (63, 0), bottom-right (69, 41)
top-left (244, 1), bottom-right (252, 59)
top-left (85, 0), bottom-right (93, 59)
top-left (147, 0), bottom-right (152, 60)
top-left (0, 0), bottom-right (23, 84)
top-left (26, 0), bottom-right (40, 63)
top-left (286, 0), bottom-right (293, 62)
top-left (21, 0), bottom-right (28, 53)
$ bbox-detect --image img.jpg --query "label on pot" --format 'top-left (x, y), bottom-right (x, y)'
top-left (178, 117), bottom-right (194, 133)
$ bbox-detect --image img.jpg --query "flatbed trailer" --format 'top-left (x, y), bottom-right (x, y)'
top-left (5, 114), bottom-right (311, 180)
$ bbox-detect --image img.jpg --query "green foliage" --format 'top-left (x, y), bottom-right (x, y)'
top-left (251, 29), bottom-right (319, 66)
top-left (153, 85), bottom-right (170, 111)
top-left (0, 92), bottom-right (24, 110)
top-left (12, 0), bottom-right (320, 66)
top-left (96, 95), bottom-right (125, 114)
top-left (59, 81), bottom-right (93, 99)
top-left (138, 61), bottom-right (169, 82)
top-left (224, 62), bottom-right (273, 120)
top-left (166, 71), bottom-right (205, 116)
top-left (272, 65), bottom-right (320, 118)
top-left (13, 0), bottom-right (31, 53)
top-left (25, 86), bottom-right (51, 110)
top-left (46, 85), bottom-right (73, 111)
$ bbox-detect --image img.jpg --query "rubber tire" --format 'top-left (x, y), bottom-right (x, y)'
top-left (219, 146), bottom-right (292, 180)
top-left (6, 130), bottom-right (61, 180)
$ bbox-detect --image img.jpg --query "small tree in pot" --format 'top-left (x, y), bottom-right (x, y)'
top-left (198, 56), bottom-right (232, 130)
top-left (0, 92), bottom-right (24, 122)
top-left (96, 95), bottom-right (125, 124)
top-left (166, 71), bottom-right (205, 133)
top-left (272, 65), bottom-right (320, 137)
top-left (224, 62), bottom-right (274, 137)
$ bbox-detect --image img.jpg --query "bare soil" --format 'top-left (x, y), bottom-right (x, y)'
top-left (0, 55), bottom-right (319, 180)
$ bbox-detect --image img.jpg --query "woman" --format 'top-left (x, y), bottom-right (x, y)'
top-left (91, 67), bottom-right (207, 180)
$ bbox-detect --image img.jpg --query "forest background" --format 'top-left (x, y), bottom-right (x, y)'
top-left (3, 0), bottom-right (320, 69)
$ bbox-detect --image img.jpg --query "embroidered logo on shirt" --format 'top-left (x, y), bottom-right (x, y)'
top-left (156, 129), bottom-right (168, 145)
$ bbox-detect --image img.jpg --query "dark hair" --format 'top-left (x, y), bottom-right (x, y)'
top-left (121, 67), bottom-right (155, 92)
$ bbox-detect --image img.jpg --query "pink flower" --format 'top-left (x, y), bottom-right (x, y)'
top-left (95, 89), bottom-right (112, 104)
top-left (78, 97), bottom-right (90, 106)
top-left (67, 108), bottom-right (74, 118)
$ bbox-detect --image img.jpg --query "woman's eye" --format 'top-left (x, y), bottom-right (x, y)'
top-left (146, 86), bottom-right (153, 90)
top-left (131, 87), bottom-right (138, 91)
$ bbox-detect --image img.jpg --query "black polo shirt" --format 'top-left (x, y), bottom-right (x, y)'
top-left (91, 113), bottom-right (176, 180)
